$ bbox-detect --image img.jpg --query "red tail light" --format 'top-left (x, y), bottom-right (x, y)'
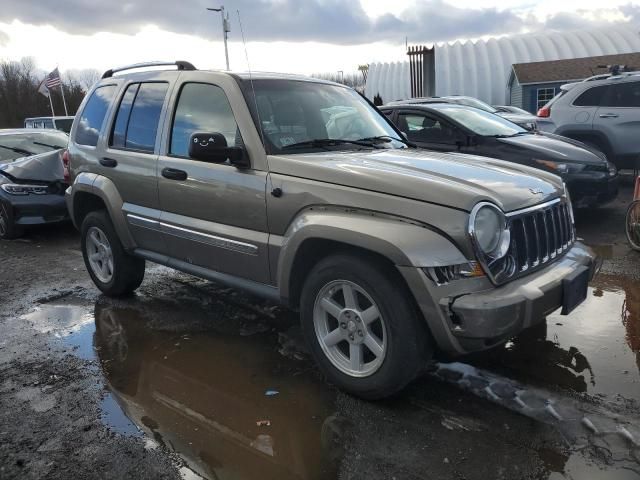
top-left (62, 150), bottom-right (70, 184)
top-left (537, 105), bottom-right (550, 118)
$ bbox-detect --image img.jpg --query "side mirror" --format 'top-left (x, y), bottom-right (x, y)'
top-left (188, 132), bottom-right (249, 169)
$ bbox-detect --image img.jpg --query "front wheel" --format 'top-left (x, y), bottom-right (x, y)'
top-left (0, 201), bottom-right (24, 240)
top-left (300, 254), bottom-right (432, 400)
top-left (81, 210), bottom-right (146, 296)
top-left (626, 200), bottom-right (640, 251)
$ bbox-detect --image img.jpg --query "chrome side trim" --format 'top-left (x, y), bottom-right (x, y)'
top-left (506, 198), bottom-right (561, 217)
top-left (127, 213), bottom-right (160, 229)
top-left (159, 222), bottom-right (258, 255)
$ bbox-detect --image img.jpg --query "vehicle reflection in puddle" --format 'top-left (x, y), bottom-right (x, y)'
top-left (469, 273), bottom-right (640, 401)
top-left (93, 300), bottom-right (341, 480)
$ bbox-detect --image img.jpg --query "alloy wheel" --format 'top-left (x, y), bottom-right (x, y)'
top-left (86, 226), bottom-right (115, 283)
top-left (313, 280), bottom-right (387, 377)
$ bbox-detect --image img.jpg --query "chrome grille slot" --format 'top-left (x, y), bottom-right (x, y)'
top-left (505, 199), bottom-right (575, 281)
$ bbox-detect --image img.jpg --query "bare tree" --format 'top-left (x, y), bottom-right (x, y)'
top-left (67, 68), bottom-right (101, 92)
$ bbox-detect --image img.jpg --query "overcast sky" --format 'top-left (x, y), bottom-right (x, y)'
top-left (0, 0), bottom-right (638, 75)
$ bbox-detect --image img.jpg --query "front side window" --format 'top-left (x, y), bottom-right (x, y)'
top-left (111, 82), bottom-right (168, 153)
top-left (240, 79), bottom-right (406, 154)
top-left (573, 85), bottom-right (608, 107)
top-left (398, 113), bottom-right (457, 144)
top-left (76, 85), bottom-right (117, 146)
top-left (536, 88), bottom-right (556, 111)
top-left (170, 83), bottom-right (241, 157)
top-left (603, 81), bottom-right (640, 108)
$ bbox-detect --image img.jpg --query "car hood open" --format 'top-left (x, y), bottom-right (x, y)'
top-left (0, 150), bottom-right (64, 183)
top-left (269, 148), bottom-right (564, 213)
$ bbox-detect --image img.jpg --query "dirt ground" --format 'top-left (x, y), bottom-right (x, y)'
top-left (0, 177), bottom-right (639, 480)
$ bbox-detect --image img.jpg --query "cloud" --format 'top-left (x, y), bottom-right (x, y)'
top-left (0, 0), bottom-right (637, 46)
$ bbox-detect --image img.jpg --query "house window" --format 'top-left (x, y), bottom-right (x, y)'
top-left (537, 87), bottom-right (556, 111)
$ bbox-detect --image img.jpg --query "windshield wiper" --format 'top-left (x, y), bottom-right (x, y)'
top-left (0, 144), bottom-right (33, 156)
top-left (282, 138), bottom-right (384, 150)
top-left (358, 135), bottom-right (415, 148)
top-left (33, 141), bottom-right (66, 150)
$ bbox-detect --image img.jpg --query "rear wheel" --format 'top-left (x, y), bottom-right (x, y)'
top-left (0, 201), bottom-right (23, 240)
top-left (626, 200), bottom-right (640, 251)
top-left (300, 254), bottom-right (432, 399)
top-left (81, 210), bottom-right (145, 296)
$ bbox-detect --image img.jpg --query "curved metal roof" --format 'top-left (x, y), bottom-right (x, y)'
top-left (365, 25), bottom-right (640, 105)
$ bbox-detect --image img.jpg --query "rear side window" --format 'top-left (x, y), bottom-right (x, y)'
top-left (170, 83), bottom-right (241, 157)
top-left (573, 85), bottom-right (608, 107)
top-left (76, 85), bottom-right (116, 146)
top-left (110, 82), bottom-right (169, 153)
top-left (603, 81), bottom-right (640, 107)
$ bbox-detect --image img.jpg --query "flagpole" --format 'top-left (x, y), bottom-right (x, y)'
top-left (59, 84), bottom-right (69, 116)
top-left (47, 89), bottom-right (55, 116)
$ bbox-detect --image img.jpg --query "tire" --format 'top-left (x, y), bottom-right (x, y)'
top-left (300, 253), bottom-right (432, 400)
top-left (0, 201), bottom-right (24, 240)
top-left (81, 210), bottom-right (145, 296)
top-left (626, 200), bottom-right (640, 252)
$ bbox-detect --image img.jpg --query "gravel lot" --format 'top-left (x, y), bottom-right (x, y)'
top-left (0, 177), bottom-right (638, 480)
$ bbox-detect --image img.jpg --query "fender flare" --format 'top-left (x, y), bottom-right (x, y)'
top-left (70, 172), bottom-right (135, 249)
top-left (276, 207), bottom-right (468, 301)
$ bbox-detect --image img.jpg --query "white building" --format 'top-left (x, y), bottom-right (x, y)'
top-left (365, 25), bottom-right (640, 105)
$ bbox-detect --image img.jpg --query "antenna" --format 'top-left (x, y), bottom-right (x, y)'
top-left (237, 10), bottom-right (266, 151)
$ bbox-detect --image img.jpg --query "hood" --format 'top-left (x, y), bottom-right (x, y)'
top-left (496, 132), bottom-right (606, 166)
top-left (0, 150), bottom-right (64, 183)
top-left (497, 112), bottom-right (538, 125)
top-left (269, 148), bottom-right (564, 213)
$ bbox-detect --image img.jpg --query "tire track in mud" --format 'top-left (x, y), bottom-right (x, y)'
top-left (430, 362), bottom-right (640, 475)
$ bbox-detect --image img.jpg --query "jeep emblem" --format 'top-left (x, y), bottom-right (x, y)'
top-left (529, 188), bottom-right (543, 195)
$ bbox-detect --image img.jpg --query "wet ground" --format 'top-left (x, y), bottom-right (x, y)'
top-left (1, 177), bottom-right (639, 479)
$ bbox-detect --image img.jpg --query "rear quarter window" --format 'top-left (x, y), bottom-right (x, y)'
top-left (75, 85), bottom-right (117, 146)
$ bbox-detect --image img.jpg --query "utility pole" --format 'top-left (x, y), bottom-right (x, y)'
top-left (338, 70), bottom-right (344, 84)
top-left (207, 6), bottom-right (230, 70)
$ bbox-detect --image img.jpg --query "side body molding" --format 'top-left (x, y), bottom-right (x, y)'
top-left (276, 207), bottom-right (468, 301)
top-left (69, 172), bottom-right (136, 249)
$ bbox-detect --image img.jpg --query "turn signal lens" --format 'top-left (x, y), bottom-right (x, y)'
top-left (423, 262), bottom-right (485, 285)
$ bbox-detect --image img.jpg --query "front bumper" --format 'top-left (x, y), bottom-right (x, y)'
top-left (399, 242), bottom-right (596, 355)
top-left (4, 192), bottom-right (69, 225)
top-left (567, 174), bottom-right (619, 208)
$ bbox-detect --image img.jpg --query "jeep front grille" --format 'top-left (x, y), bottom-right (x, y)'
top-left (505, 198), bottom-right (575, 278)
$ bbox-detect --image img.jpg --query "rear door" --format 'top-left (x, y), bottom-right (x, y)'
top-left (156, 76), bottom-right (270, 284)
top-left (594, 79), bottom-right (640, 165)
top-left (100, 79), bottom-right (173, 253)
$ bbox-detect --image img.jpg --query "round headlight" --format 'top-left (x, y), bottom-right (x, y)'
top-left (471, 204), bottom-right (510, 258)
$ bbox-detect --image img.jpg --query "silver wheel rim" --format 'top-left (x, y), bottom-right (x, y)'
top-left (86, 226), bottom-right (114, 283)
top-left (0, 204), bottom-right (8, 237)
top-left (313, 280), bottom-right (387, 377)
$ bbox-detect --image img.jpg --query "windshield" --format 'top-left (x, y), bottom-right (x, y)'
top-left (449, 97), bottom-right (497, 113)
top-left (436, 106), bottom-right (528, 137)
top-left (0, 131), bottom-right (69, 163)
top-left (241, 79), bottom-right (406, 154)
top-left (54, 118), bottom-right (74, 133)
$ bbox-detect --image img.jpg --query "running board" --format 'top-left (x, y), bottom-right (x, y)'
top-left (134, 249), bottom-right (281, 303)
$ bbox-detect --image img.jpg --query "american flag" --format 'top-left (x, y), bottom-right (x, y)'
top-left (44, 68), bottom-right (61, 89)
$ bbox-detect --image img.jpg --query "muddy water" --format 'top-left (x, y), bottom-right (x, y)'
top-left (91, 300), bottom-right (340, 480)
top-left (469, 273), bottom-right (640, 402)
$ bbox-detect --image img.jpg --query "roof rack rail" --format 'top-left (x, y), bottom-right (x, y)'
top-left (102, 61), bottom-right (196, 79)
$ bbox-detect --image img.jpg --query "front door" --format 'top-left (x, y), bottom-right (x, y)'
top-left (157, 81), bottom-right (270, 284)
top-left (396, 111), bottom-right (460, 152)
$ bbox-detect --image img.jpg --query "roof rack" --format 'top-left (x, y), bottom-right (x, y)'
top-left (101, 61), bottom-right (196, 79)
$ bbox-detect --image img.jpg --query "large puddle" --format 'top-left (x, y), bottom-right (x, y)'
top-left (468, 273), bottom-right (640, 402)
top-left (27, 270), bottom-right (640, 479)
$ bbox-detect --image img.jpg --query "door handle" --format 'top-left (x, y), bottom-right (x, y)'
top-left (161, 167), bottom-right (188, 181)
top-left (99, 157), bottom-right (118, 167)
top-left (599, 113), bottom-right (619, 118)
